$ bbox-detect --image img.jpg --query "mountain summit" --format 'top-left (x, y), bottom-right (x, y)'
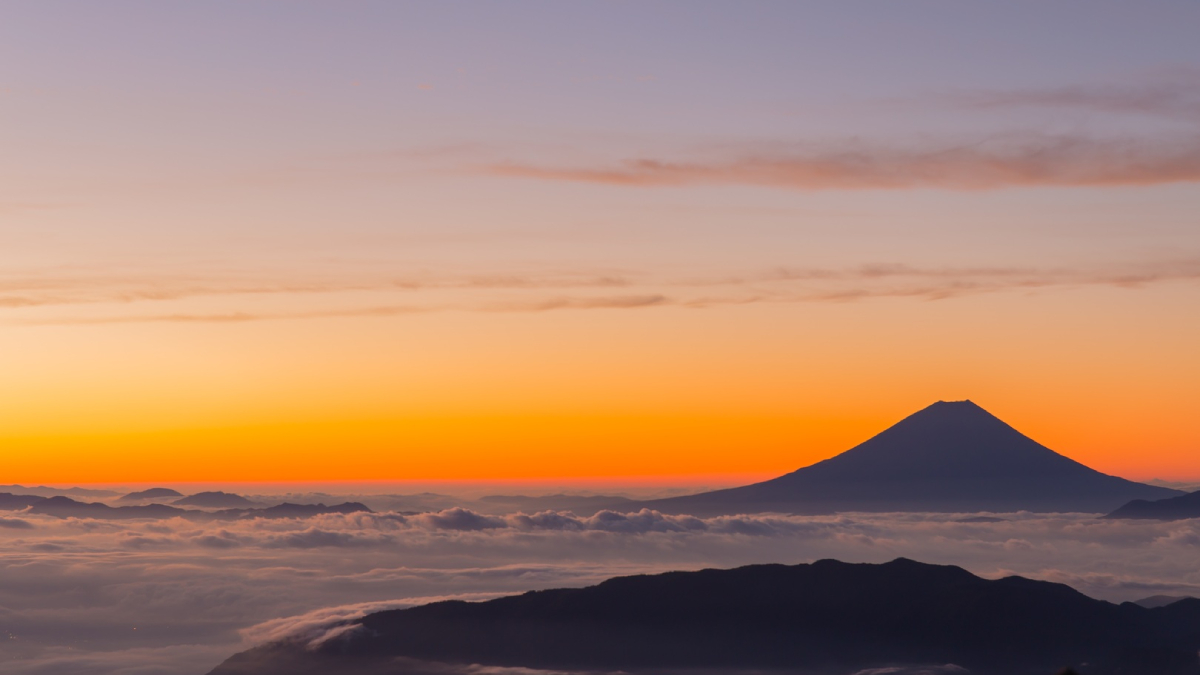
top-left (636, 400), bottom-right (1179, 515)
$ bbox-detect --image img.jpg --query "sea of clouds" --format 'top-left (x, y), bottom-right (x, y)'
top-left (1, 506), bottom-right (1199, 674)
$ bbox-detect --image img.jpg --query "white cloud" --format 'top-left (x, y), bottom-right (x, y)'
top-left (1, 508), bottom-right (1199, 674)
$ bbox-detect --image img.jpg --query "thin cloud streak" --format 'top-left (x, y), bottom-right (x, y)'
top-left (484, 134), bottom-right (1200, 191)
top-left (14, 295), bottom-right (670, 326)
top-left (7, 260), bottom-right (1200, 326)
top-left (0, 272), bottom-right (633, 310)
top-left (941, 69), bottom-right (1200, 121)
top-left (486, 295), bottom-right (669, 312)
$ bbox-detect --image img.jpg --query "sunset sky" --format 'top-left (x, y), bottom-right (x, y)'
top-left (2, 1), bottom-right (1199, 483)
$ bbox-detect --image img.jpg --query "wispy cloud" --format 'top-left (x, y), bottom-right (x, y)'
top-left (0, 272), bottom-right (633, 311)
top-left (940, 68), bottom-right (1200, 121)
top-left (15, 295), bottom-right (668, 325)
top-left (483, 71), bottom-right (1200, 193)
top-left (6, 260), bottom-right (1199, 326)
top-left (704, 259), bottom-right (1200, 303)
top-left (239, 592), bottom-right (506, 647)
top-left (485, 133), bottom-right (1200, 191)
top-left (4, 508), bottom-right (1200, 674)
top-left (487, 294), bottom-right (669, 312)
top-left (23, 305), bottom-right (435, 326)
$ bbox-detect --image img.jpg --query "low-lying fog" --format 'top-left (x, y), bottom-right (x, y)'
top-left (2, 489), bottom-right (1199, 674)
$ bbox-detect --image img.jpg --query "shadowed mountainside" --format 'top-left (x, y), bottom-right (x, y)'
top-left (208, 558), bottom-right (1200, 675)
top-left (1106, 490), bottom-right (1200, 521)
top-left (631, 401), bottom-right (1179, 516)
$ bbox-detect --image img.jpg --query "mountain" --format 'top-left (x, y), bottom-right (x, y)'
top-left (1136, 595), bottom-right (1196, 609)
top-left (24, 497), bottom-right (370, 521)
top-left (0, 484), bottom-right (119, 498)
top-left (173, 491), bottom-right (264, 508)
top-left (219, 502), bottom-right (372, 519)
top-left (632, 401), bottom-right (1179, 516)
top-left (0, 493), bottom-right (47, 510)
top-left (119, 487), bottom-right (184, 501)
top-left (207, 558), bottom-right (1200, 675)
top-left (28, 496), bottom-right (188, 520)
top-left (1105, 491), bottom-right (1200, 521)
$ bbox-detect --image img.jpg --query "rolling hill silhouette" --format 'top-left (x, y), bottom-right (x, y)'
top-left (20, 496), bottom-right (370, 521)
top-left (633, 401), bottom-right (1179, 515)
top-left (119, 487), bottom-right (184, 502)
top-left (1106, 490), bottom-right (1200, 521)
top-left (207, 558), bottom-right (1200, 675)
top-left (173, 491), bottom-right (263, 508)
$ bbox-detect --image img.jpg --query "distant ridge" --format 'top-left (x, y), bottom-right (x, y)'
top-left (19, 496), bottom-right (370, 521)
top-left (119, 487), bottom-right (184, 502)
top-left (207, 558), bottom-right (1200, 675)
top-left (634, 401), bottom-right (1180, 515)
top-left (0, 484), bottom-right (119, 498)
top-left (1105, 490), bottom-right (1200, 521)
top-left (1136, 595), bottom-right (1197, 609)
top-left (173, 491), bottom-right (263, 508)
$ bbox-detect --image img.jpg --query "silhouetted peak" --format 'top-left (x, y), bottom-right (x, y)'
top-left (119, 487), bottom-right (183, 501)
top-left (820, 399), bottom-right (1048, 469)
top-left (634, 399), bottom-right (1181, 515)
top-left (914, 399), bottom-right (997, 420)
top-left (174, 491), bottom-right (262, 508)
top-left (40, 496), bottom-right (86, 505)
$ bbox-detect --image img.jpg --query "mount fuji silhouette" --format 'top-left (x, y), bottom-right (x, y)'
top-left (635, 400), bottom-right (1179, 515)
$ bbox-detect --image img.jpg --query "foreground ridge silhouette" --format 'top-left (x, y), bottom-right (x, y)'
top-left (208, 558), bottom-right (1200, 675)
top-left (632, 400), bottom-right (1179, 515)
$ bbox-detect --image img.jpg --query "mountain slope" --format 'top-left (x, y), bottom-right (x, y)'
top-left (208, 558), bottom-right (1200, 675)
top-left (24, 496), bottom-right (370, 521)
top-left (173, 491), bottom-right (263, 508)
top-left (1106, 490), bottom-right (1200, 520)
top-left (119, 487), bottom-right (184, 501)
top-left (635, 401), bottom-right (1178, 515)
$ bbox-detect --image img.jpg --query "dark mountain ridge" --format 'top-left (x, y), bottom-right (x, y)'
top-left (0, 484), bottom-right (118, 498)
top-left (1106, 490), bottom-right (1200, 521)
top-left (20, 496), bottom-right (370, 521)
top-left (633, 401), bottom-right (1178, 515)
top-left (208, 558), bottom-right (1200, 675)
top-left (0, 493), bottom-right (48, 510)
top-left (1137, 595), bottom-right (1197, 609)
top-left (119, 487), bottom-right (184, 501)
top-left (28, 496), bottom-right (186, 520)
top-left (173, 491), bottom-right (264, 508)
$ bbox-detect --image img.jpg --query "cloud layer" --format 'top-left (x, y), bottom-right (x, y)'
top-left (5, 259), bottom-right (1199, 327)
top-left (2, 504), bottom-right (1200, 674)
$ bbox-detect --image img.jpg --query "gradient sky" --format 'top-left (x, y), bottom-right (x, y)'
top-left (2, 1), bottom-right (1199, 483)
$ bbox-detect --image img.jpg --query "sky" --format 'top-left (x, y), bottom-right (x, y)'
top-left (2, 1), bottom-right (1200, 483)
